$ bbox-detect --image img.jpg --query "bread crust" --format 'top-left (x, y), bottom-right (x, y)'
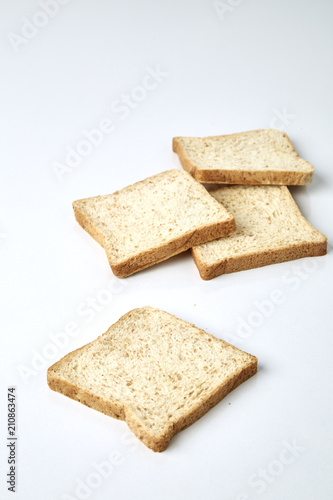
top-left (73, 170), bottom-right (236, 277)
top-left (192, 239), bottom-right (327, 280)
top-left (173, 131), bottom-right (314, 185)
top-left (47, 308), bottom-right (257, 452)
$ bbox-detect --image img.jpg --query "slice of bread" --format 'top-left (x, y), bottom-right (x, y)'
top-left (173, 129), bottom-right (314, 185)
top-left (47, 307), bottom-right (257, 452)
top-left (192, 185), bottom-right (327, 280)
top-left (73, 169), bottom-right (235, 277)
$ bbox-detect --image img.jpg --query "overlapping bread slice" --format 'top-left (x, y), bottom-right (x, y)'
top-left (73, 169), bottom-right (235, 277)
top-left (192, 185), bottom-right (327, 280)
top-left (47, 307), bottom-right (257, 452)
top-left (173, 129), bottom-right (314, 185)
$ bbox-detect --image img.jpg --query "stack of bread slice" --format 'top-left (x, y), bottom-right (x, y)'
top-left (73, 128), bottom-right (327, 280)
top-left (173, 129), bottom-right (327, 279)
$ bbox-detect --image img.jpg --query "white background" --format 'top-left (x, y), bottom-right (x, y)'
top-left (1, 1), bottom-right (333, 499)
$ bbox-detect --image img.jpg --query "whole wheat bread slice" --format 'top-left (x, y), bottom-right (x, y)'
top-left (47, 307), bottom-right (257, 452)
top-left (173, 129), bottom-right (314, 185)
top-left (192, 185), bottom-right (327, 280)
top-left (72, 169), bottom-right (235, 277)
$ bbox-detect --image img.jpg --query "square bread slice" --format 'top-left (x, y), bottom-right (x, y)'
top-left (173, 129), bottom-right (314, 185)
top-left (47, 307), bottom-right (257, 452)
top-left (192, 185), bottom-right (327, 280)
top-left (72, 169), bottom-right (235, 277)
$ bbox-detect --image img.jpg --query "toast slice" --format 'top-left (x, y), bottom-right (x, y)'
top-left (72, 169), bottom-right (235, 277)
top-left (47, 307), bottom-right (257, 452)
top-left (192, 185), bottom-right (327, 280)
top-left (173, 129), bottom-right (314, 185)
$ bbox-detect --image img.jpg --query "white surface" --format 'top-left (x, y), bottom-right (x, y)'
top-left (1, 1), bottom-right (333, 499)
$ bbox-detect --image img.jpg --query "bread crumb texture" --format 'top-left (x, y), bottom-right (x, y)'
top-left (173, 129), bottom-right (314, 184)
top-left (47, 307), bottom-right (257, 451)
top-left (73, 169), bottom-right (235, 276)
top-left (192, 185), bottom-right (327, 279)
